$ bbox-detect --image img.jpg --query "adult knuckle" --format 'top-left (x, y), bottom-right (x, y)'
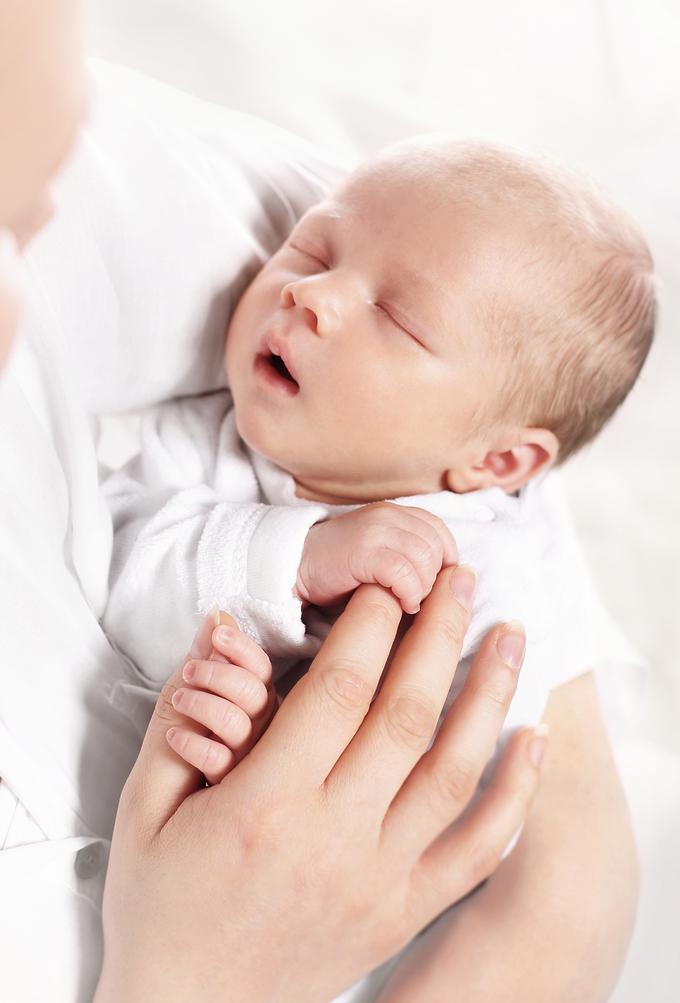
top-left (361, 595), bottom-right (401, 633)
top-left (320, 661), bottom-right (373, 714)
top-left (476, 672), bottom-right (514, 712)
top-left (385, 691), bottom-right (437, 749)
top-left (468, 838), bottom-right (503, 883)
top-left (434, 754), bottom-right (478, 806)
top-left (430, 614), bottom-right (465, 650)
top-left (237, 801), bottom-right (281, 856)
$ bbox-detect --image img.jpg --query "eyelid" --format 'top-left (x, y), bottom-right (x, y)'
top-left (287, 240), bottom-right (329, 269)
top-left (376, 302), bottom-right (428, 350)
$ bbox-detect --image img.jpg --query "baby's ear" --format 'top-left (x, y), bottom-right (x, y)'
top-left (446, 428), bottom-right (559, 494)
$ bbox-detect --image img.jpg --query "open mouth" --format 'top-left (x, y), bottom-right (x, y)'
top-left (254, 350), bottom-right (300, 395)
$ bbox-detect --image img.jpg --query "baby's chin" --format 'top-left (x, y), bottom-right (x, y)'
top-left (232, 403), bottom-right (289, 469)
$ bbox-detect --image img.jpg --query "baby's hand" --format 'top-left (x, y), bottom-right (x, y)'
top-left (297, 503), bottom-right (458, 614)
top-left (166, 617), bottom-right (276, 785)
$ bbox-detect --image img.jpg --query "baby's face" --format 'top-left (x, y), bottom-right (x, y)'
top-left (225, 156), bottom-right (512, 502)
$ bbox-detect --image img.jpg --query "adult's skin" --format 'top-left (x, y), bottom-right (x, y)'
top-left (96, 576), bottom-right (546, 1003)
top-left (0, 3), bottom-right (548, 999)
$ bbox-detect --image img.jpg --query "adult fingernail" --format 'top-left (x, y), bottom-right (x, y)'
top-left (450, 565), bottom-right (476, 610)
top-left (497, 621), bottom-right (526, 669)
top-left (528, 723), bottom-right (549, 766)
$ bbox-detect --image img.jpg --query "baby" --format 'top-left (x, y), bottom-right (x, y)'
top-left (103, 137), bottom-right (654, 985)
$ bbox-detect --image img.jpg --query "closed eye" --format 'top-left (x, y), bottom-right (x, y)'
top-left (375, 302), bottom-right (428, 350)
top-left (287, 242), bottom-right (329, 270)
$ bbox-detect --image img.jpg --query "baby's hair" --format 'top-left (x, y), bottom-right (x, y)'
top-left (392, 139), bottom-right (657, 463)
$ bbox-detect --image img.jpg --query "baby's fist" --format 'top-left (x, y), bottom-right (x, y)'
top-left (296, 503), bottom-right (458, 614)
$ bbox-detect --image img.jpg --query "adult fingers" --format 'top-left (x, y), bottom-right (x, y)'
top-left (409, 724), bottom-right (547, 924)
top-left (326, 566), bottom-right (474, 814)
top-left (250, 584), bottom-right (402, 790)
top-left (381, 620), bottom-right (525, 857)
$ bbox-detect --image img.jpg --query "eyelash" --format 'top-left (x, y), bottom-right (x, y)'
top-left (288, 243), bottom-right (329, 269)
top-left (288, 243), bottom-right (426, 349)
top-left (376, 303), bottom-right (425, 348)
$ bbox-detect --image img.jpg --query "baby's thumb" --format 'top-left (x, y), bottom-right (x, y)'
top-left (122, 610), bottom-right (222, 834)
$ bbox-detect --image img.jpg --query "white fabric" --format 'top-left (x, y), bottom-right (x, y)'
top-left (33, 59), bottom-right (346, 416)
top-left (0, 61), bottom-right (344, 1002)
top-left (104, 390), bottom-right (643, 749)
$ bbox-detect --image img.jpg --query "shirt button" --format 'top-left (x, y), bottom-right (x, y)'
top-left (74, 841), bottom-right (107, 880)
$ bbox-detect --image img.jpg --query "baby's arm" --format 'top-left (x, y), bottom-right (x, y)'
top-left (166, 616), bottom-right (277, 786)
top-left (375, 673), bottom-right (639, 1003)
top-left (103, 394), bottom-right (328, 684)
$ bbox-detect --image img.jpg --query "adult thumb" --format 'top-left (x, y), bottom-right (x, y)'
top-left (122, 610), bottom-right (222, 834)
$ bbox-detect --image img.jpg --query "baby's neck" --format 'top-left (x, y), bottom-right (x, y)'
top-left (293, 472), bottom-right (448, 505)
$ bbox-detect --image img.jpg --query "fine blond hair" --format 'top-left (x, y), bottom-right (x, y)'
top-left (391, 139), bottom-right (657, 462)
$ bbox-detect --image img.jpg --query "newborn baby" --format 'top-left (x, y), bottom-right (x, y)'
top-left (103, 137), bottom-right (653, 1000)
top-left (104, 136), bottom-right (654, 778)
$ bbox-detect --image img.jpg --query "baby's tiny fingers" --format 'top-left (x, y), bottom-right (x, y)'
top-left (211, 624), bottom-right (272, 684)
top-left (166, 725), bottom-right (236, 785)
top-left (373, 549), bottom-right (424, 615)
top-left (405, 507), bottom-right (458, 567)
top-left (183, 659), bottom-right (269, 717)
top-left (172, 688), bottom-right (253, 751)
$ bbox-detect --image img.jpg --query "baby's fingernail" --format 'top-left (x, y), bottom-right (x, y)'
top-left (172, 689), bottom-right (186, 709)
top-left (528, 723), bottom-right (549, 766)
top-left (182, 661), bottom-right (196, 682)
top-left (189, 613), bottom-right (215, 659)
top-left (450, 565), bottom-right (476, 610)
top-left (497, 621), bottom-right (526, 669)
top-left (166, 727), bottom-right (176, 743)
top-left (215, 625), bottom-right (233, 646)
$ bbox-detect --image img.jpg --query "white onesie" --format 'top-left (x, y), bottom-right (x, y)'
top-left (103, 388), bottom-right (606, 747)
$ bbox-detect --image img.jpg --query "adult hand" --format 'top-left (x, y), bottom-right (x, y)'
top-left (96, 566), bottom-right (547, 1003)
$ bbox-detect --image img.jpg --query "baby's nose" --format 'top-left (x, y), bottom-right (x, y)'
top-left (280, 280), bottom-right (339, 336)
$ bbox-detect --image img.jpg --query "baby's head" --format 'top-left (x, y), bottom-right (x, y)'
top-left (225, 138), bottom-right (655, 504)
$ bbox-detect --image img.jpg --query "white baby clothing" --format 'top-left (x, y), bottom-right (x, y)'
top-left (104, 388), bottom-right (614, 743)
